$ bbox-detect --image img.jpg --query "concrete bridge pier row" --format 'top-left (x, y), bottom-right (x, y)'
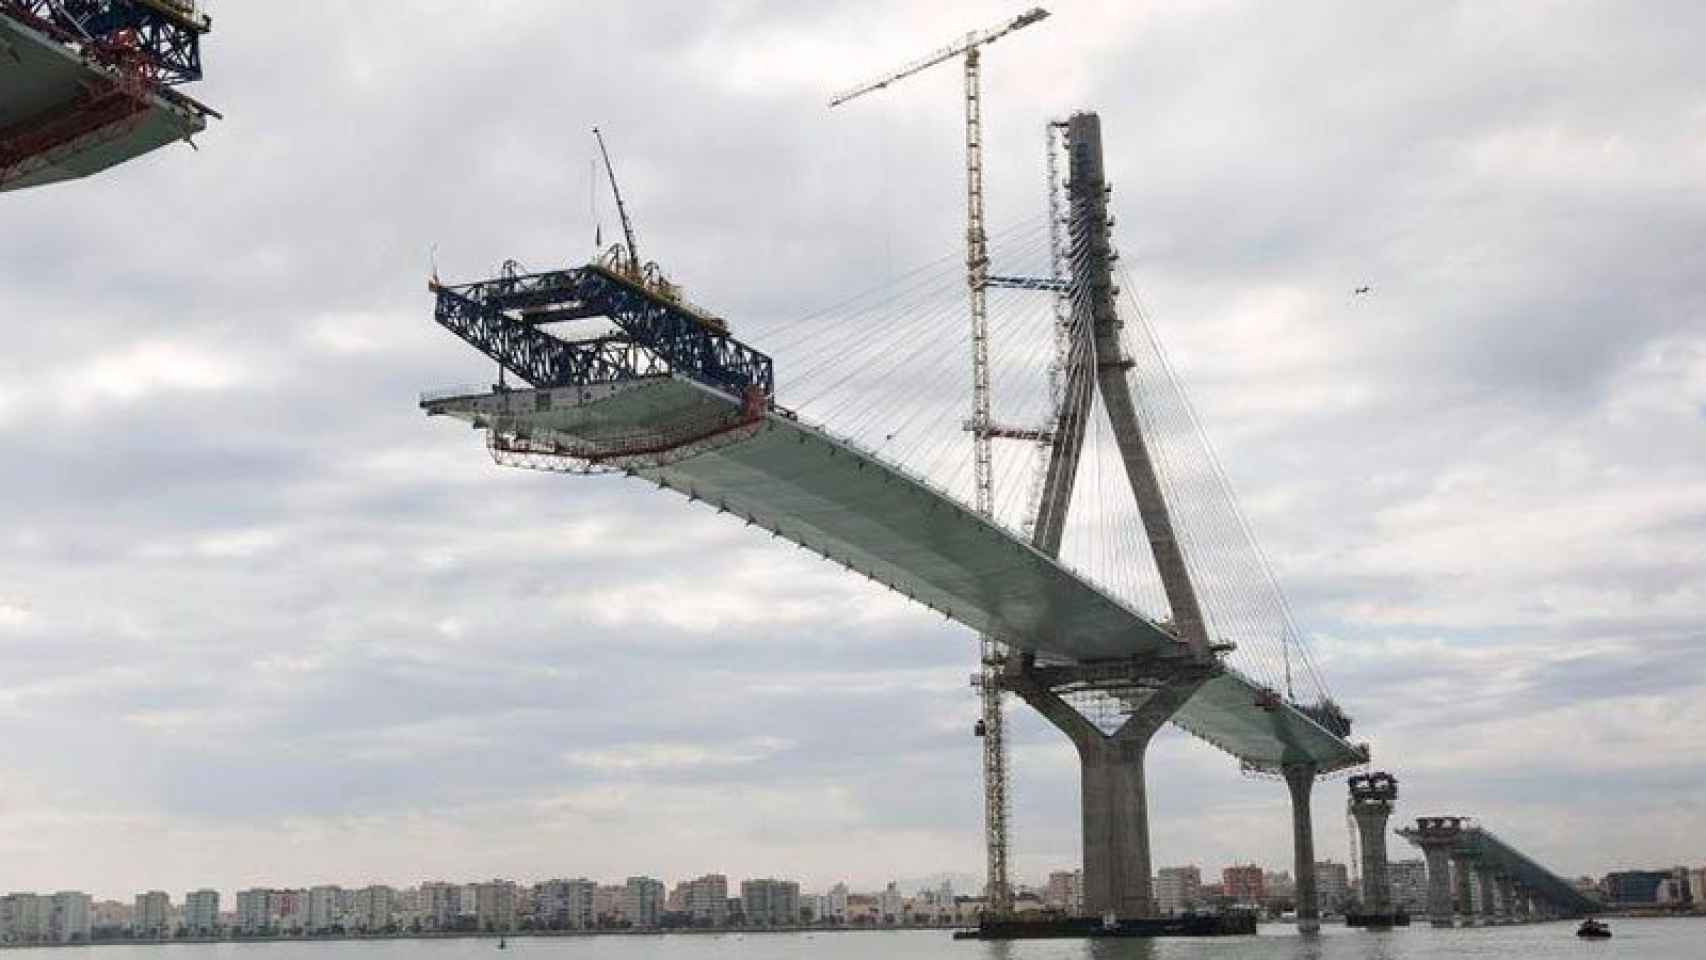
top-left (1283, 764), bottom-right (1321, 933)
top-left (1497, 875), bottom-right (1518, 923)
top-left (1006, 658), bottom-right (1207, 919)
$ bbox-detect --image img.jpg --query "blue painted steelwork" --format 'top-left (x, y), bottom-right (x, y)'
top-left (430, 264), bottom-right (774, 401)
top-left (1, 1), bottom-right (208, 85)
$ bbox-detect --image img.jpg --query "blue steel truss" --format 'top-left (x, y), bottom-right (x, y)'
top-left (430, 264), bottom-right (774, 400)
top-left (2, 0), bottom-right (207, 85)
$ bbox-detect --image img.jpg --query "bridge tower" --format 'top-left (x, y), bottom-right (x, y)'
top-left (996, 111), bottom-right (1222, 921)
top-left (1347, 772), bottom-right (1399, 920)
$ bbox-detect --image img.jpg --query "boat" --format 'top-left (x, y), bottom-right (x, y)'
top-left (1576, 919), bottom-right (1611, 939)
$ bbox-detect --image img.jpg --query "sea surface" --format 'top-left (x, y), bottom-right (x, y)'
top-left (4, 920), bottom-right (1699, 959)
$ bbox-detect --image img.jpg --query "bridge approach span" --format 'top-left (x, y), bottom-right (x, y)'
top-left (422, 374), bottom-right (1367, 774)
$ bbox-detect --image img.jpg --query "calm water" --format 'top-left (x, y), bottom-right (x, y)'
top-left (6, 921), bottom-right (1700, 959)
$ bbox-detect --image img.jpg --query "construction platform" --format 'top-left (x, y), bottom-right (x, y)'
top-left (1, 0), bottom-right (214, 192)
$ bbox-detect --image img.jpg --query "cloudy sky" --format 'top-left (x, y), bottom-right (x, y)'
top-left (3, 0), bottom-right (1704, 900)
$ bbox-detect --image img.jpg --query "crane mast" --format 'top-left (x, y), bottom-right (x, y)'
top-left (829, 6), bottom-right (1050, 920)
top-left (592, 126), bottom-right (641, 277)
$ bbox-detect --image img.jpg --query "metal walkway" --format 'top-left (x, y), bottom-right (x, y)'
top-left (423, 371), bottom-right (1367, 773)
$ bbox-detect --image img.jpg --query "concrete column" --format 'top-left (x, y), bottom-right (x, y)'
top-left (1452, 855), bottom-right (1475, 925)
top-left (1419, 843), bottom-right (1456, 928)
top-left (1496, 876), bottom-right (1517, 923)
top-left (1007, 669), bottom-right (1197, 920)
top-left (1348, 773), bottom-right (1397, 917)
top-left (1283, 764), bottom-right (1320, 933)
top-left (1477, 869), bottom-right (1497, 922)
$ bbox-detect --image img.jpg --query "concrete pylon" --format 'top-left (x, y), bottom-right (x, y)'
top-left (1006, 660), bottom-right (1205, 919)
top-left (1283, 764), bottom-right (1320, 933)
top-left (1412, 816), bottom-right (1465, 928)
top-left (1452, 854), bottom-right (1476, 925)
top-left (1347, 772), bottom-right (1398, 916)
top-left (1477, 867), bottom-right (1497, 922)
top-left (1497, 875), bottom-right (1517, 923)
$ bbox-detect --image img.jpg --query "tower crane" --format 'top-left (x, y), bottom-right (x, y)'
top-left (829, 6), bottom-right (1051, 920)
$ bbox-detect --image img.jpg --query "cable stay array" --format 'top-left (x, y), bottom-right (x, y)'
top-left (738, 216), bottom-right (1335, 719)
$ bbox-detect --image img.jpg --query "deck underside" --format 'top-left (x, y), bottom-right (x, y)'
top-left (424, 376), bottom-right (1367, 772)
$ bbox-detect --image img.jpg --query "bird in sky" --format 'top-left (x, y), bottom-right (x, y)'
top-left (1353, 285), bottom-right (1373, 296)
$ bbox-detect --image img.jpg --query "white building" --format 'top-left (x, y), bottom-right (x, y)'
top-left (307, 885), bottom-right (341, 932)
top-left (49, 892), bottom-right (91, 943)
top-left (1045, 870), bottom-right (1083, 915)
top-left (1689, 868), bottom-right (1706, 909)
top-left (1388, 860), bottom-right (1429, 913)
top-left (1155, 866), bottom-right (1202, 916)
top-left (1315, 861), bottom-right (1352, 913)
top-left (622, 877), bottom-right (664, 928)
top-left (827, 882), bottom-right (849, 923)
top-left (740, 879), bottom-right (800, 926)
top-left (417, 882), bottom-right (459, 930)
top-left (685, 874), bottom-right (728, 926)
top-left (235, 889), bottom-right (274, 933)
top-left (475, 881), bottom-right (517, 933)
top-left (534, 879), bottom-right (595, 930)
top-left (133, 891), bottom-right (171, 937)
top-left (878, 882), bottom-right (904, 924)
top-left (352, 885), bottom-right (396, 932)
top-left (183, 890), bottom-right (219, 936)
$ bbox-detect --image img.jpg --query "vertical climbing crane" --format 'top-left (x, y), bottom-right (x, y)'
top-left (829, 6), bottom-right (1051, 918)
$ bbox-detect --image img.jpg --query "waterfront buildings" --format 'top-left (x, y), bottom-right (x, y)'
top-left (350, 885), bottom-right (395, 932)
top-left (1155, 866), bottom-right (1202, 916)
top-left (683, 874), bottom-right (728, 926)
top-left (1222, 864), bottom-right (1265, 904)
top-left (307, 885), bottom-right (340, 932)
top-left (183, 889), bottom-right (219, 935)
top-left (1044, 870), bottom-right (1082, 915)
top-left (1315, 861), bottom-right (1352, 913)
top-left (474, 880), bottom-right (516, 932)
top-left (740, 878), bottom-right (800, 926)
top-left (133, 890), bottom-right (171, 937)
top-left (1388, 859), bottom-right (1428, 913)
top-left (534, 878), bottom-right (595, 930)
top-left (621, 876), bottom-right (664, 928)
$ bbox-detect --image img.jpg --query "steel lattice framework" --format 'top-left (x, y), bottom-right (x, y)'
top-left (430, 264), bottom-right (774, 401)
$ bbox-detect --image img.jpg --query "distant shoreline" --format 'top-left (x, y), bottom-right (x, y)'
top-left (2, 926), bottom-right (962, 950)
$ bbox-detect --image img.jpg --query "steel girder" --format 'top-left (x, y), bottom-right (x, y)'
top-left (430, 265), bottom-right (773, 401)
top-left (2, 1), bottom-right (206, 85)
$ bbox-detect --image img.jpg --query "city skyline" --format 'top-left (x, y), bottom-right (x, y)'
top-left (2, 0), bottom-right (1704, 900)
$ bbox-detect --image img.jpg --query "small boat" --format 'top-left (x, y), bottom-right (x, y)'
top-left (1576, 919), bottom-right (1611, 939)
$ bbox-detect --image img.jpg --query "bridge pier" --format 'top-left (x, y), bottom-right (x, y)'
top-left (1283, 764), bottom-right (1321, 933)
top-left (1420, 845), bottom-right (1457, 926)
top-left (1006, 657), bottom-right (1205, 920)
top-left (1452, 853), bottom-right (1477, 925)
top-left (1476, 867), bottom-right (1498, 923)
top-left (1496, 875), bottom-right (1517, 923)
top-left (1348, 773), bottom-right (1398, 919)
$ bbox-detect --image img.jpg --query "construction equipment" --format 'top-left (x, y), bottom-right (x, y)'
top-left (586, 127), bottom-right (726, 334)
top-left (828, 6), bottom-right (1051, 920)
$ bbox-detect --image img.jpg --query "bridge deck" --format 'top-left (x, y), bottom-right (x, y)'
top-left (1, 14), bottom-right (206, 192)
top-left (423, 376), bottom-right (1366, 773)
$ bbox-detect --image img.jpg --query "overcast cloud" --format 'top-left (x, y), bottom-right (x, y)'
top-left (2, 0), bottom-right (1703, 900)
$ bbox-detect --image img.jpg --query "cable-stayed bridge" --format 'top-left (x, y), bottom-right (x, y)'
top-left (421, 113), bottom-right (1367, 927)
